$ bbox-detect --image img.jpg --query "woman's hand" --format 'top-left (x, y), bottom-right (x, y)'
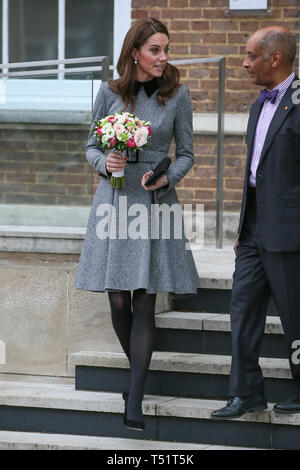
top-left (105, 152), bottom-right (128, 173)
top-left (141, 171), bottom-right (169, 191)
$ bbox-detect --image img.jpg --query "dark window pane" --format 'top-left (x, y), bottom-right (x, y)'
top-left (7, 0), bottom-right (114, 65)
top-left (65, 0), bottom-right (114, 63)
top-left (9, 0), bottom-right (58, 62)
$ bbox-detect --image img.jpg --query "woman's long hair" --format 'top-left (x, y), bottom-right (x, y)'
top-left (108, 18), bottom-right (180, 110)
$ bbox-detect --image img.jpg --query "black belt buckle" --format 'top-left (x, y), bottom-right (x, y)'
top-left (127, 149), bottom-right (139, 163)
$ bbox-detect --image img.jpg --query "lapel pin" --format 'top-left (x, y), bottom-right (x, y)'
top-left (284, 106), bottom-right (289, 110)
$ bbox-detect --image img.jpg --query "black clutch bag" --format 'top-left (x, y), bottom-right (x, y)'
top-left (145, 157), bottom-right (171, 187)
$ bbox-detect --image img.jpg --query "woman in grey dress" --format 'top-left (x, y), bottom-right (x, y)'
top-left (75, 18), bottom-right (199, 431)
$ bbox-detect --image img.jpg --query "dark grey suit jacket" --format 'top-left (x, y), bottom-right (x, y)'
top-left (238, 77), bottom-right (300, 251)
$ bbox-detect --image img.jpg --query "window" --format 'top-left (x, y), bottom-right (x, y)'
top-left (0, 0), bottom-right (131, 113)
top-left (1, 0), bottom-right (131, 68)
top-left (65, 0), bottom-right (113, 62)
top-left (9, 0), bottom-right (58, 63)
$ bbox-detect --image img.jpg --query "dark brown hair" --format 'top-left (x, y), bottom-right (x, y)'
top-left (108, 18), bottom-right (180, 109)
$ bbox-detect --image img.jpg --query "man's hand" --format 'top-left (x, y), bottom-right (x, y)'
top-left (234, 239), bottom-right (239, 255)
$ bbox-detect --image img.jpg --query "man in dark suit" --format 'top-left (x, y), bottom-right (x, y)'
top-left (212, 26), bottom-right (300, 419)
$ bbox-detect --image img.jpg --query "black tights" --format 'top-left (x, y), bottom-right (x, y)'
top-left (108, 289), bottom-right (156, 423)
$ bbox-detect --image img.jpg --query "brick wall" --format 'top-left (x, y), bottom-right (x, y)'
top-left (0, 125), bottom-right (92, 206)
top-left (132, 0), bottom-right (300, 113)
top-left (0, 124), bottom-right (246, 212)
top-left (180, 133), bottom-right (246, 211)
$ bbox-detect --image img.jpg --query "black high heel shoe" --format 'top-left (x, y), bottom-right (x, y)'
top-left (123, 392), bottom-right (145, 431)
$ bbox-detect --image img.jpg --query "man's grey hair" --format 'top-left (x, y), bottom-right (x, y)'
top-left (258, 30), bottom-right (297, 65)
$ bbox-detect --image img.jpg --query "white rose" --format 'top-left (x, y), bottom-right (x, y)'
top-left (117, 115), bottom-right (126, 124)
top-left (140, 126), bottom-right (148, 136)
top-left (134, 128), bottom-right (148, 147)
top-left (114, 123), bottom-right (125, 134)
top-left (105, 128), bottom-right (115, 139)
top-left (102, 123), bottom-right (112, 132)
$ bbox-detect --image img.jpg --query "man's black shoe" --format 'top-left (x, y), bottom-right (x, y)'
top-left (273, 393), bottom-right (300, 414)
top-left (211, 395), bottom-right (267, 420)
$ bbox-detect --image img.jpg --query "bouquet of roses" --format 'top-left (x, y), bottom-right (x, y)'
top-left (93, 112), bottom-right (152, 188)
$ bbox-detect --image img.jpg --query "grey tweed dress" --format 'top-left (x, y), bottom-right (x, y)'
top-left (74, 80), bottom-right (199, 294)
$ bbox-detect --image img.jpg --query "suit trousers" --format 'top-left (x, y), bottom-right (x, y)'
top-left (229, 188), bottom-right (300, 397)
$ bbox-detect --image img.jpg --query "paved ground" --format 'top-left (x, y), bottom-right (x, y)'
top-left (192, 245), bottom-right (235, 280)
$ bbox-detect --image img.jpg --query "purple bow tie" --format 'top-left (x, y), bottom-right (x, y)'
top-left (258, 88), bottom-right (279, 105)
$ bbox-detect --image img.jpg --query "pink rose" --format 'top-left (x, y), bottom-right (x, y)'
top-left (113, 123), bottom-right (125, 134)
top-left (108, 116), bottom-right (116, 123)
top-left (134, 128), bottom-right (148, 147)
top-left (97, 127), bottom-right (102, 134)
top-left (146, 126), bottom-right (152, 136)
top-left (126, 137), bottom-right (136, 148)
top-left (109, 137), bottom-right (116, 148)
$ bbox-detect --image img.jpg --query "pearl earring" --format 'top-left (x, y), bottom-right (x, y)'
top-left (134, 59), bottom-right (138, 64)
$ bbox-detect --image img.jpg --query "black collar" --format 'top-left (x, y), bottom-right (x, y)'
top-left (133, 78), bottom-right (159, 97)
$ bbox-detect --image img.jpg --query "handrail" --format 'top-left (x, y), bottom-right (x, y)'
top-left (0, 57), bottom-right (111, 80)
top-left (0, 56), bottom-right (108, 69)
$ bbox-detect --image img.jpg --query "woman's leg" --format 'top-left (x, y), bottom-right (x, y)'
top-left (127, 288), bottom-right (156, 424)
top-left (108, 289), bottom-right (133, 365)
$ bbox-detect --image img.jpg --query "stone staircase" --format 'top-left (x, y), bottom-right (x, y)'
top-left (68, 308), bottom-right (300, 450)
top-left (0, 247), bottom-right (299, 450)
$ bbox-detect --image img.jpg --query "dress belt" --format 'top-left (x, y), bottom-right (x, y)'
top-left (127, 149), bottom-right (168, 163)
top-left (98, 150), bottom-right (168, 177)
top-left (127, 149), bottom-right (139, 163)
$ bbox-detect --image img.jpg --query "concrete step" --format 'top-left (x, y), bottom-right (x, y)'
top-left (70, 351), bottom-right (295, 402)
top-left (71, 350), bottom-right (290, 378)
top-left (0, 380), bottom-right (298, 449)
top-left (169, 247), bottom-right (278, 314)
top-left (156, 312), bottom-right (283, 334)
top-left (0, 431), bottom-right (258, 450)
top-left (154, 312), bottom-right (287, 357)
top-left (172, 290), bottom-right (278, 316)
